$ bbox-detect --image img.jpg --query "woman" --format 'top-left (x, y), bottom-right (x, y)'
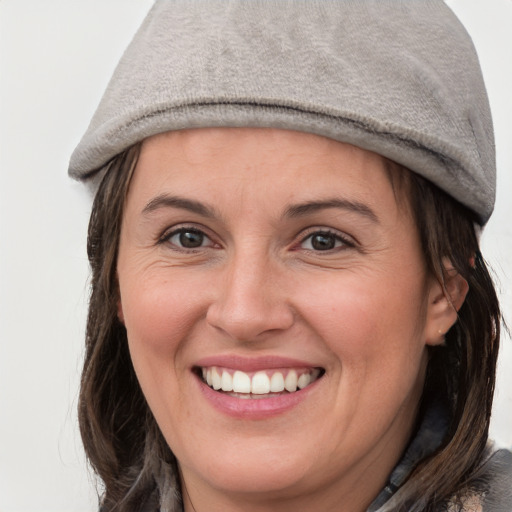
top-left (69, 1), bottom-right (512, 511)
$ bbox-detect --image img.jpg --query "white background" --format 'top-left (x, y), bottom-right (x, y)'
top-left (0, 1), bottom-right (511, 511)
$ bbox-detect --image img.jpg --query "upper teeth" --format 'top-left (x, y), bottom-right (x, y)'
top-left (201, 367), bottom-right (321, 394)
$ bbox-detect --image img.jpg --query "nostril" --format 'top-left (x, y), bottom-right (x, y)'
top-left (206, 304), bottom-right (294, 342)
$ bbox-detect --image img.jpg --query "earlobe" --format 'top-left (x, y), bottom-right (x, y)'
top-left (425, 259), bottom-right (469, 346)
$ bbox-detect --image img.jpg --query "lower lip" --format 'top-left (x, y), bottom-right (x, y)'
top-left (195, 374), bottom-right (321, 419)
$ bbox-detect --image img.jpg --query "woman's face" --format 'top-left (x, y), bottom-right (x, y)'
top-left (117, 128), bottom-right (446, 510)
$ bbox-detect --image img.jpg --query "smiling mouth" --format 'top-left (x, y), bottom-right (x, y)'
top-left (195, 366), bottom-right (325, 398)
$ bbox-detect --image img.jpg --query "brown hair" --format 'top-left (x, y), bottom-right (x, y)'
top-left (386, 163), bottom-right (501, 511)
top-left (80, 144), bottom-right (177, 510)
top-left (79, 145), bottom-right (501, 511)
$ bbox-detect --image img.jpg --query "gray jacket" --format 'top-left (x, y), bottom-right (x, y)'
top-left (368, 402), bottom-right (512, 511)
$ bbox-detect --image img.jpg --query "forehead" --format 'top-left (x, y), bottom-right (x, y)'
top-left (132, 128), bottom-right (398, 209)
top-left (140, 127), bottom-right (383, 166)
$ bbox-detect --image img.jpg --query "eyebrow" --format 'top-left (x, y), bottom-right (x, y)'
top-left (284, 199), bottom-right (379, 223)
top-left (142, 194), bottom-right (379, 224)
top-left (142, 194), bottom-right (217, 218)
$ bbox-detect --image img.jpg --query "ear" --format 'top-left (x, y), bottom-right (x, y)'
top-left (424, 258), bottom-right (469, 346)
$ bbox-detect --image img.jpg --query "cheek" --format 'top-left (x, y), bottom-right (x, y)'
top-left (294, 271), bottom-right (429, 438)
top-left (120, 270), bottom-right (208, 358)
top-left (118, 270), bottom-right (208, 428)
top-left (293, 270), bottom-right (428, 376)
top-left (119, 272), bottom-right (207, 440)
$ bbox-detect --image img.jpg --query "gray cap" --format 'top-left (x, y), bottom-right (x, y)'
top-left (69, 0), bottom-right (496, 224)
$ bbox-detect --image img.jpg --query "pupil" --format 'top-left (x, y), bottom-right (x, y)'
top-left (312, 233), bottom-right (335, 250)
top-left (180, 231), bottom-right (203, 248)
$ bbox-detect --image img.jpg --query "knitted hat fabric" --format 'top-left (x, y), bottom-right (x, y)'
top-left (69, 0), bottom-right (496, 224)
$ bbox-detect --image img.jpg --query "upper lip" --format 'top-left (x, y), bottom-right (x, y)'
top-left (193, 354), bottom-right (323, 372)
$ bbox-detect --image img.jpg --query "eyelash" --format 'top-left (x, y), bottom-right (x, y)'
top-left (297, 229), bottom-right (355, 252)
top-left (159, 225), bottom-right (354, 253)
top-left (158, 226), bottom-right (217, 251)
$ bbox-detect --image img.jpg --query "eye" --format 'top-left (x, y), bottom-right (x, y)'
top-left (164, 227), bottom-right (214, 249)
top-left (300, 230), bottom-right (351, 251)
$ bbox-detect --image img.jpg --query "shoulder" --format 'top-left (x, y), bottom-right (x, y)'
top-left (478, 444), bottom-right (512, 511)
top-left (444, 443), bottom-right (512, 512)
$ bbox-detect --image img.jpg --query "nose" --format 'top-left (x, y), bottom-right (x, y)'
top-left (206, 253), bottom-right (294, 342)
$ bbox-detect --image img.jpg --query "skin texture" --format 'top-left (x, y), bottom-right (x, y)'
top-left (117, 128), bottom-right (467, 512)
